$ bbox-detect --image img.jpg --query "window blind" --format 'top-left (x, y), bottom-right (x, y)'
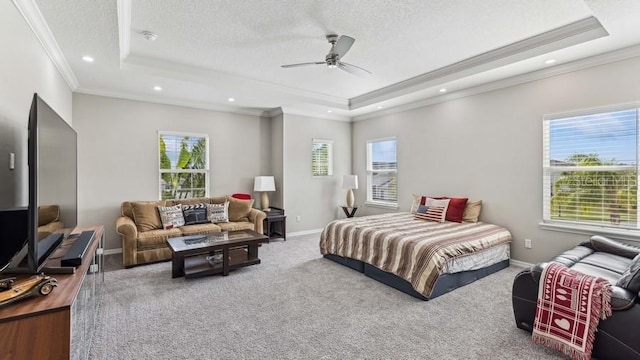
top-left (159, 132), bottom-right (209, 200)
top-left (367, 138), bottom-right (397, 203)
top-left (312, 139), bottom-right (333, 176)
top-left (543, 108), bottom-right (638, 229)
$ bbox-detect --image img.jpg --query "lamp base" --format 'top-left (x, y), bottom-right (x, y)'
top-left (346, 189), bottom-right (355, 208)
top-left (261, 191), bottom-right (270, 211)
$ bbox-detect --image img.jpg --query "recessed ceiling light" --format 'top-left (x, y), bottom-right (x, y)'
top-left (228, 97), bottom-right (235, 102)
top-left (153, 86), bottom-right (162, 91)
top-left (439, 88), bottom-right (447, 93)
top-left (327, 110), bottom-right (333, 113)
top-left (377, 106), bottom-right (383, 109)
top-left (82, 56), bottom-right (94, 62)
top-left (544, 58), bottom-right (557, 64)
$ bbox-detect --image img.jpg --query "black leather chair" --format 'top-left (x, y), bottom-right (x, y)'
top-left (512, 235), bottom-right (640, 360)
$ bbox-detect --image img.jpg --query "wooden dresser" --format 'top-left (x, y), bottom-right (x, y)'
top-left (0, 225), bottom-right (104, 360)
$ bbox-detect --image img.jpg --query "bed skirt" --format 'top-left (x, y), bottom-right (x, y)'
top-left (324, 254), bottom-right (509, 300)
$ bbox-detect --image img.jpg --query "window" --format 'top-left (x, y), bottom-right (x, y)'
top-left (366, 138), bottom-right (397, 206)
top-left (312, 139), bottom-right (333, 177)
top-left (543, 107), bottom-right (639, 231)
top-left (159, 132), bottom-right (209, 200)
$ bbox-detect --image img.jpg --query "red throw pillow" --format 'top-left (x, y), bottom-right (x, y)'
top-left (430, 196), bottom-right (468, 223)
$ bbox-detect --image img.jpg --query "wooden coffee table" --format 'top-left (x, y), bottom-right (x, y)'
top-left (166, 230), bottom-right (269, 279)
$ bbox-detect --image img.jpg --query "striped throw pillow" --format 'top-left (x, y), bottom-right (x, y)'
top-left (414, 205), bottom-right (447, 222)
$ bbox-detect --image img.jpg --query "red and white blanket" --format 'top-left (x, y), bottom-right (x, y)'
top-left (532, 262), bottom-right (612, 360)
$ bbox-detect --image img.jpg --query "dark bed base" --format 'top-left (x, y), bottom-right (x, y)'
top-left (323, 254), bottom-right (509, 300)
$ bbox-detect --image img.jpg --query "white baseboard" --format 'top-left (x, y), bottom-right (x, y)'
top-left (510, 259), bottom-right (534, 268)
top-left (287, 229), bottom-right (323, 237)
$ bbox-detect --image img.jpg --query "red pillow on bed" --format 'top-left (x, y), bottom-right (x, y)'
top-left (430, 196), bottom-right (468, 223)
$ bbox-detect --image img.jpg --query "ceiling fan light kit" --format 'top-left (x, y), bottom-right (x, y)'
top-left (281, 34), bottom-right (371, 76)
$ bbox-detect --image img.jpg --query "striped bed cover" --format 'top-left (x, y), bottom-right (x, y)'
top-left (319, 212), bottom-right (513, 297)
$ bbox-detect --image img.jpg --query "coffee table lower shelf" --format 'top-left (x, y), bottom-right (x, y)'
top-left (183, 248), bottom-right (260, 278)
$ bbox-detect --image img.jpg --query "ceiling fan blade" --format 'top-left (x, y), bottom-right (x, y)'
top-left (333, 35), bottom-right (355, 58)
top-left (281, 62), bottom-right (325, 68)
top-left (339, 62), bottom-right (371, 76)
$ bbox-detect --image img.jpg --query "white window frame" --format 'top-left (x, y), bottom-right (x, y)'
top-left (366, 137), bottom-right (398, 208)
top-left (540, 104), bottom-right (640, 241)
top-left (312, 139), bottom-right (333, 177)
top-left (158, 131), bottom-right (210, 200)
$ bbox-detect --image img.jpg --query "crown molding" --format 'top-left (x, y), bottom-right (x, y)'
top-left (116, 0), bottom-right (131, 64)
top-left (279, 107), bottom-right (351, 122)
top-left (350, 16), bottom-right (608, 110)
top-left (352, 44), bottom-right (640, 122)
top-left (122, 55), bottom-right (350, 110)
top-left (12, 0), bottom-right (79, 90)
top-left (76, 87), bottom-right (269, 117)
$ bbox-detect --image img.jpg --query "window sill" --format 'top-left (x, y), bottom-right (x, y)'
top-left (365, 201), bottom-right (399, 210)
top-left (539, 222), bottom-right (640, 243)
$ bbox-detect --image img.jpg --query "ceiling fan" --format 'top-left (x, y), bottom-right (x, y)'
top-left (281, 34), bottom-right (371, 76)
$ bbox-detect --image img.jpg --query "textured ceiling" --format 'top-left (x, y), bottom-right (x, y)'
top-left (29, 0), bottom-right (640, 119)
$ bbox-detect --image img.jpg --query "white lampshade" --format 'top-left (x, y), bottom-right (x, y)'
top-left (254, 176), bottom-right (276, 192)
top-left (342, 175), bottom-right (358, 189)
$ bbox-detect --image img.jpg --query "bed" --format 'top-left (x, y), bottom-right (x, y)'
top-left (319, 212), bottom-right (513, 300)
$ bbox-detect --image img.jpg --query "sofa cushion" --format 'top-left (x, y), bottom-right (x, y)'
top-left (121, 201), bottom-right (134, 219)
top-left (210, 196), bottom-right (227, 204)
top-left (132, 201), bottom-right (165, 232)
top-left (228, 197), bottom-right (255, 222)
top-left (137, 228), bottom-right (182, 249)
top-left (182, 204), bottom-right (208, 225)
top-left (207, 202), bottom-right (229, 223)
top-left (590, 235), bottom-right (640, 259)
top-left (180, 223), bottom-right (222, 236)
top-left (617, 253), bottom-right (640, 294)
top-left (38, 205), bottom-right (60, 226)
top-left (218, 222), bottom-right (254, 232)
top-left (158, 205), bottom-right (186, 230)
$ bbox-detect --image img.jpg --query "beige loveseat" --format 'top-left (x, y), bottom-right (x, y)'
top-left (116, 196), bottom-right (266, 268)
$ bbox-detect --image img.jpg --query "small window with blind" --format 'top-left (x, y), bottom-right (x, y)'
top-left (366, 137), bottom-right (398, 207)
top-left (312, 139), bottom-right (333, 177)
top-left (159, 131), bottom-right (209, 200)
top-left (543, 107), bottom-right (639, 232)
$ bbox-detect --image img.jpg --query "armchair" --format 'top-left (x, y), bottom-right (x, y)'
top-left (512, 235), bottom-right (640, 359)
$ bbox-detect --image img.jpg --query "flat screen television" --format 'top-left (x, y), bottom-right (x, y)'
top-left (0, 93), bottom-right (77, 274)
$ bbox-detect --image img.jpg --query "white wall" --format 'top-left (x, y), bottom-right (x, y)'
top-left (353, 56), bottom-right (640, 264)
top-left (282, 114), bottom-right (351, 233)
top-left (73, 94), bottom-right (270, 250)
top-left (0, 1), bottom-right (72, 208)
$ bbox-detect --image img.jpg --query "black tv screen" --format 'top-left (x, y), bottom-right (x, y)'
top-left (0, 94), bottom-right (77, 273)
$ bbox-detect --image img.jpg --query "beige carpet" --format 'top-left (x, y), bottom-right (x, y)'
top-left (90, 234), bottom-right (563, 359)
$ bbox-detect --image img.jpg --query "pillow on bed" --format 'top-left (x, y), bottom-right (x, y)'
top-left (463, 200), bottom-right (482, 223)
top-left (410, 194), bottom-right (424, 213)
top-left (432, 197), bottom-right (468, 223)
top-left (414, 198), bottom-right (450, 222)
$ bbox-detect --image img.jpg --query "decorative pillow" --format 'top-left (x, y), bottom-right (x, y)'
top-left (158, 205), bottom-right (186, 230)
top-left (227, 197), bottom-right (255, 222)
top-left (182, 203), bottom-right (208, 225)
top-left (431, 196), bottom-right (468, 223)
top-left (207, 201), bottom-right (229, 223)
top-left (131, 201), bottom-right (164, 232)
top-left (414, 202), bottom-right (449, 223)
top-left (410, 194), bottom-right (423, 213)
top-left (617, 253), bottom-right (640, 294)
top-left (463, 200), bottom-right (482, 223)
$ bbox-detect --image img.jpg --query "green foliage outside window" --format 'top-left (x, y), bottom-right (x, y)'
top-left (159, 134), bottom-right (208, 200)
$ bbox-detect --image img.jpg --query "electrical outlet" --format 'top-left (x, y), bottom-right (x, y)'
top-left (296, 215), bottom-right (301, 222)
top-left (524, 239), bottom-right (532, 249)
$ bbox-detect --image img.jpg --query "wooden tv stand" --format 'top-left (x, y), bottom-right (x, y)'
top-left (0, 225), bottom-right (104, 360)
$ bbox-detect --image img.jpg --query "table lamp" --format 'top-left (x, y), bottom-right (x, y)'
top-left (254, 176), bottom-right (276, 211)
top-left (342, 175), bottom-right (358, 208)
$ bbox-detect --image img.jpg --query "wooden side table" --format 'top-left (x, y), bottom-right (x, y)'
top-left (341, 206), bottom-right (358, 218)
top-left (263, 207), bottom-right (286, 242)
